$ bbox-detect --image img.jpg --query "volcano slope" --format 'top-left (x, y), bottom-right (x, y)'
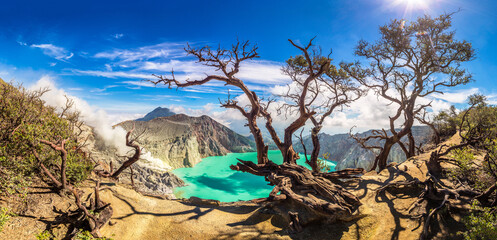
top-left (0, 134), bottom-right (476, 240)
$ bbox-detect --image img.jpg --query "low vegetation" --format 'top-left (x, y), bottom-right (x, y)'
top-left (462, 200), bottom-right (497, 240)
top-left (0, 81), bottom-right (92, 198)
top-left (0, 207), bottom-right (12, 232)
top-left (0, 80), bottom-right (141, 238)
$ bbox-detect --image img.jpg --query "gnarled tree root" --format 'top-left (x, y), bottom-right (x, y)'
top-left (376, 174), bottom-right (479, 240)
top-left (230, 159), bottom-right (361, 226)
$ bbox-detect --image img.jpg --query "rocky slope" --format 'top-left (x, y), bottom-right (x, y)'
top-left (119, 114), bottom-right (255, 169)
top-left (294, 126), bottom-right (434, 170)
top-left (79, 124), bottom-right (185, 196)
top-left (136, 107), bottom-right (176, 121)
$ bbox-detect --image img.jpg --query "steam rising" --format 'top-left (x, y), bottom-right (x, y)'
top-left (29, 76), bottom-right (171, 171)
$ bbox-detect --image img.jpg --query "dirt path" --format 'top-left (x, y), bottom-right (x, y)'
top-left (98, 184), bottom-right (289, 240)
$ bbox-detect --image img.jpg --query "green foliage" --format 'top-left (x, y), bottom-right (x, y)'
top-left (449, 148), bottom-right (475, 179)
top-left (461, 201), bottom-right (497, 240)
top-left (434, 105), bottom-right (459, 138)
top-left (35, 230), bottom-right (54, 240)
top-left (0, 81), bottom-right (93, 197)
top-left (66, 151), bottom-right (93, 184)
top-left (318, 153), bottom-right (332, 173)
top-left (485, 139), bottom-right (497, 173)
top-left (0, 207), bottom-right (11, 232)
top-left (75, 231), bottom-right (113, 240)
top-left (450, 148), bottom-right (493, 192)
top-left (462, 100), bottom-right (497, 144)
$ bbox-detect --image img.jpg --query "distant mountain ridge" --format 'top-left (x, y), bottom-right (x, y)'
top-left (136, 107), bottom-right (175, 121)
top-left (120, 112), bottom-right (255, 169)
top-left (293, 126), bottom-right (434, 170)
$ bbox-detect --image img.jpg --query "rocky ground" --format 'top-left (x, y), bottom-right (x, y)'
top-left (0, 134), bottom-right (474, 240)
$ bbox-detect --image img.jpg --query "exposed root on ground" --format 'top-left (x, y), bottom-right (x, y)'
top-left (376, 172), bottom-right (479, 240)
top-left (230, 160), bottom-right (362, 225)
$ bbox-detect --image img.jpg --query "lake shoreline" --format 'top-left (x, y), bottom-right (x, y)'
top-left (172, 150), bottom-right (337, 202)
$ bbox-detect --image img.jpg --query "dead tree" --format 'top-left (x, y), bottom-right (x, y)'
top-left (111, 124), bottom-right (141, 178)
top-left (376, 96), bottom-right (496, 239)
top-left (95, 123), bottom-right (142, 179)
top-left (150, 41), bottom-right (269, 165)
top-left (427, 95), bottom-right (493, 176)
top-left (33, 141), bottom-right (112, 238)
top-left (152, 39), bottom-right (362, 224)
top-left (39, 139), bottom-right (69, 190)
top-left (278, 46), bottom-right (363, 171)
top-left (344, 13), bottom-right (475, 172)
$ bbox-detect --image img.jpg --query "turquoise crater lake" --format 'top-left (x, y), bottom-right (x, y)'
top-left (172, 150), bottom-right (336, 202)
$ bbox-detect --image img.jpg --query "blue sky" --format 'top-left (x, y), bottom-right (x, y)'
top-left (1, 0), bottom-right (496, 135)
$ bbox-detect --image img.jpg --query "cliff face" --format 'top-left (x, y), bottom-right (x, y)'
top-left (293, 126), bottom-right (434, 170)
top-left (119, 114), bottom-right (255, 169)
top-left (78, 124), bottom-right (184, 196)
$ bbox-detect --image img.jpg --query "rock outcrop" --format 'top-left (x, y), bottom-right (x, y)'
top-left (119, 114), bottom-right (255, 169)
top-left (79, 124), bottom-right (185, 196)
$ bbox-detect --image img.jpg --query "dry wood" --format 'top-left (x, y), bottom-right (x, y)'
top-left (231, 160), bottom-right (361, 221)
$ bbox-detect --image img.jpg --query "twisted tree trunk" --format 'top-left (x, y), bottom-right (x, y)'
top-left (230, 160), bottom-right (361, 222)
top-left (308, 126), bottom-right (321, 172)
top-left (111, 124), bottom-right (141, 178)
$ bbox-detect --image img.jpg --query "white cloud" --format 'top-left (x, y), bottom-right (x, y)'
top-left (113, 33), bottom-right (124, 39)
top-left (68, 87), bottom-right (83, 91)
top-left (141, 60), bottom-right (211, 73)
top-left (268, 82), bottom-right (477, 135)
top-left (238, 61), bottom-right (289, 85)
top-left (71, 70), bottom-right (151, 79)
top-left (430, 88), bottom-right (479, 104)
top-left (142, 59), bottom-right (290, 85)
top-left (94, 42), bottom-right (184, 62)
top-left (31, 44), bottom-right (74, 61)
top-left (28, 76), bottom-right (171, 171)
top-left (73, 42), bottom-right (289, 90)
top-left (120, 80), bottom-right (156, 87)
top-left (90, 85), bottom-right (118, 93)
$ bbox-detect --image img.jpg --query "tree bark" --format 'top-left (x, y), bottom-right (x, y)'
top-left (373, 138), bottom-right (396, 171)
top-left (308, 126), bottom-right (321, 172)
top-left (247, 115), bottom-right (268, 164)
top-left (230, 160), bottom-right (361, 221)
top-left (111, 125), bottom-right (141, 178)
top-left (407, 130), bottom-right (416, 158)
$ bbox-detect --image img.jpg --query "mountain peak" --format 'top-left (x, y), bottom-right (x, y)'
top-left (136, 107), bottom-right (176, 121)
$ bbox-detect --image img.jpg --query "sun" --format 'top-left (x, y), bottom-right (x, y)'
top-left (390, 0), bottom-right (432, 13)
top-left (405, 0), bottom-right (430, 9)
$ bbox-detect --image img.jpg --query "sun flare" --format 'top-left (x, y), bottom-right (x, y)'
top-left (391, 0), bottom-right (432, 13)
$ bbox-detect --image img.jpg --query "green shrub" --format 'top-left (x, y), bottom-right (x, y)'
top-left (449, 148), bottom-right (475, 179)
top-left (35, 230), bottom-right (54, 240)
top-left (0, 207), bottom-right (11, 232)
top-left (462, 201), bottom-right (497, 240)
top-left (75, 230), bottom-right (113, 240)
top-left (0, 81), bottom-right (93, 196)
top-left (434, 105), bottom-right (459, 138)
top-left (450, 147), bottom-right (496, 192)
top-left (318, 153), bottom-right (332, 173)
